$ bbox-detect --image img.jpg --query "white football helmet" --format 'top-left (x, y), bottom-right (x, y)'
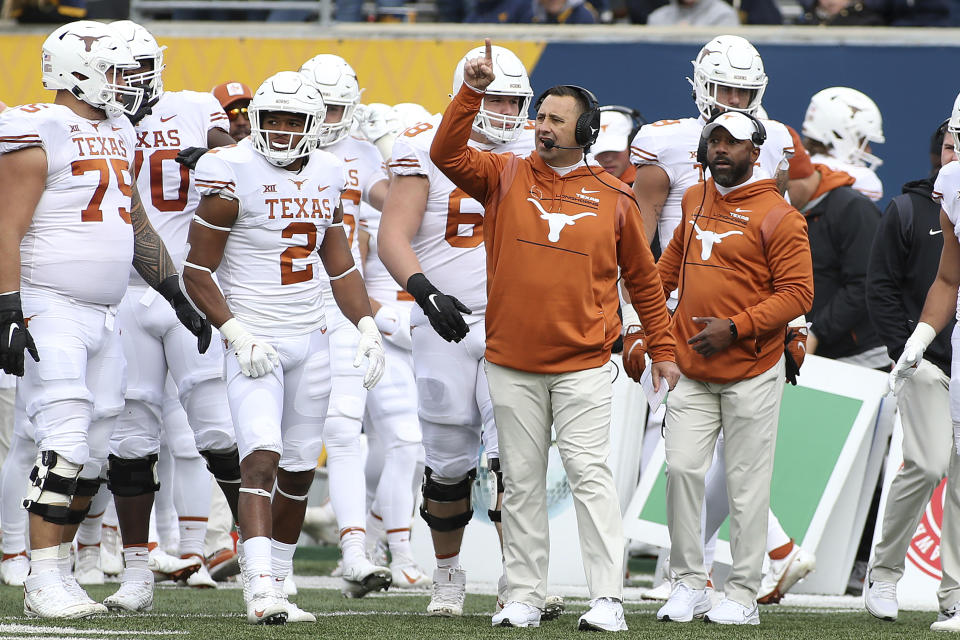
top-left (111, 20), bottom-right (165, 102)
top-left (299, 54), bottom-right (361, 147)
top-left (948, 91), bottom-right (960, 154)
top-left (393, 102), bottom-right (433, 131)
top-left (41, 20), bottom-right (143, 118)
top-left (690, 35), bottom-right (767, 120)
top-left (452, 45), bottom-right (533, 144)
top-left (249, 72), bottom-right (326, 167)
top-left (802, 87), bottom-right (884, 170)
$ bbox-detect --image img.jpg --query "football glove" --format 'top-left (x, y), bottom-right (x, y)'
top-left (219, 318), bottom-right (279, 378)
top-left (374, 304), bottom-right (413, 351)
top-left (176, 147), bottom-right (208, 171)
top-left (622, 325), bottom-right (647, 383)
top-left (128, 96), bottom-right (159, 126)
top-left (406, 273), bottom-right (471, 343)
top-left (158, 276), bottom-right (211, 354)
top-left (354, 316), bottom-right (385, 389)
top-left (889, 322), bottom-right (937, 395)
top-left (784, 327), bottom-right (807, 386)
top-left (0, 291), bottom-right (39, 376)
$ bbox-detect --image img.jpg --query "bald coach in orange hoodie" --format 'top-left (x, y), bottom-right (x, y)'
top-left (655, 112), bottom-right (813, 625)
top-left (429, 40), bottom-right (679, 630)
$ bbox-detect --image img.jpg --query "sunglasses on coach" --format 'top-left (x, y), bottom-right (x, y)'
top-left (227, 106), bottom-right (249, 120)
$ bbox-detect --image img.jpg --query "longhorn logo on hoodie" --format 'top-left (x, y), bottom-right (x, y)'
top-left (690, 221), bottom-right (743, 260)
top-left (528, 198), bottom-right (596, 242)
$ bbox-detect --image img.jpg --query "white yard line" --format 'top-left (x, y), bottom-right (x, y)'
top-left (0, 624), bottom-right (187, 636)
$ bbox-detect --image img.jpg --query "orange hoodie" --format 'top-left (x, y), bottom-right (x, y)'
top-left (430, 85), bottom-right (676, 374)
top-left (658, 177), bottom-right (814, 383)
top-left (809, 163), bottom-right (856, 201)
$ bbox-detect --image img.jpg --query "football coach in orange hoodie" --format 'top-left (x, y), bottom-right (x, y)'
top-left (429, 39), bottom-right (679, 631)
top-left (655, 112), bottom-right (814, 626)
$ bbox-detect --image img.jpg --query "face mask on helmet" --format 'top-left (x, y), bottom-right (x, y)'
top-left (690, 35), bottom-right (767, 120)
top-left (452, 45), bottom-right (533, 145)
top-left (802, 87), bottom-right (884, 170)
top-left (249, 72), bottom-right (326, 167)
top-left (111, 20), bottom-right (165, 103)
top-left (41, 21), bottom-right (145, 119)
top-left (299, 54), bottom-right (361, 147)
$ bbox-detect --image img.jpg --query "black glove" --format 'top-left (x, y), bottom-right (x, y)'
top-left (406, 273), bottom-right (471, 343)
top-left (158, 276), bottom-right (211, 353)
top-left (0, 292), bottom-right (39, 376)
top-left (784, 329), bottom-right (801, 386)
top-left (127, 96), bottom-right (159, 126)
top-left (176, 147), bottom-right (208, 171)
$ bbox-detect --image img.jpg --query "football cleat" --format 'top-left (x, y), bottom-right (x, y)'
top-left (301, 501), bottom-right (340, 546)
top-left (341, 558), bottom-right (392, 598)
top-left (184, 559), bottom-right (217, 589)
top-left (390, 557), bottom-right (432, 589)
top-left (100, 525), bottom-right (124, 576)
top-left (1, 552), bottom-right (29, 586)
top-left (62, 573), bottom-right (107, 612)
top-left (75, 545), bottom-right (105, 585)
top-left (25, 571), bottom-right (103, 619)
top-left (757, 545), bottom-right (815, 604)
top-left (103, 567), bottom-right (154, 612)
top-left (543, 595), bottom-right (565, 621)
top-left (206, 547), bottom-right (240, 581)
top-left (427, 567), bottom-right (466, 617)
top-left (280, 594), bottom-right (317, 623)
top-left (149, 547), bottom-right (201, 582)
top-left (246, 591), bottom-right (287, 625)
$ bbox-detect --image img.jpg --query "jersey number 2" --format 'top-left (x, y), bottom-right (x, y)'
top-left (280, 222), bottom-right (317, 285)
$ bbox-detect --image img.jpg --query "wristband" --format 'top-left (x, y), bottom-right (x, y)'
top-left (729, 319), bottom-right (738, 340)
top-left (911, 321), bottom-right (937, 350)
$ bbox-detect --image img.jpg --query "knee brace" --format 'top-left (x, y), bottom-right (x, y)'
top-left (106, 453), bottom-right (160, 497)
top-left (487, 457), bottom-right (503, 523)
top-left (200, 447), bottom-right (242, 484)
top-left (65, 477), bottom-right (103, 524)
top-left (419, 466), bottom-right (475, 532)
top-left (23, 451), bottom-right (82, 525)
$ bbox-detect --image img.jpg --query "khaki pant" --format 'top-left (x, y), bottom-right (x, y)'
top-left (664, 357), bottom-right (784, 607)
top-left (872, 360), bottom-right (951, 584)
top-left (485, 360), bottom-right (623, 607)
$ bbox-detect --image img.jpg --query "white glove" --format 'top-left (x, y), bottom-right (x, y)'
top-left (355, 103), bottom-right (401, 161)
top-left (354, 316), bottom-right (385, 389)
top-left (374, 304), bottom-right (413, 351)
top-left (888, 322), bottom-right (937, 395)
top-left (219, 318), bottom-right (279, 378)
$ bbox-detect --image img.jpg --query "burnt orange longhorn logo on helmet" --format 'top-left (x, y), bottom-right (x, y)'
top-left (72, 34), bottom-right (107, 52)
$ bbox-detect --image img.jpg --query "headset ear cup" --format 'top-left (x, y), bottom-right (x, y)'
top-left (696, 135), bottom-right (708, 166)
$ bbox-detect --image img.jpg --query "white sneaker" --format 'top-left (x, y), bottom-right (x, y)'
top-left (280, 594), bottom-right (316, 623)
top-left (578, 597), bottom-right (627, 632)
top-left (284, 573), bottom-right (298, 596)
top-left (246, 591), bottom-right (287, 625)
top-left (641, 580), bottom-right (672, 601)
top-left (25, 571), bottom-right (103, 619)
top-left (62, 573), bottom-right (108, 613)
top-left (75, 546), bottom-right (105, 585)
top-left (704, 598), bottom-right (760, 625)
top-left (341, 557), bottom-right (392, 598)
top-left (427, 567), bottom-right (466, 617)
top-left (100, 526), bottom-right (123, 577)
top-left (390, 557), bottom-right (432, 588)
top-left (184, 560), bottom-right (217, 589)
top-left (492, 601), bottom-right (541, 628)
top-left (864, 576), bottom-right (898, 621)
top-left (301, 502), bottom-right (340, 546)
top-left (149, 547), bottom-right (201, 582)
top-left (656, 582), bottom-right (712, 622)
top-left (932, 603), bottom-right (960, 632)
top-left (1, 552), bottom-right (29, 586)
top-left (757, 544), bottom-right (816, 604)
top-left (103, 567), bottom-right (154, 612)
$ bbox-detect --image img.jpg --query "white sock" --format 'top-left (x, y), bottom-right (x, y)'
top-left (178, 517), bottom-right (208, 560)
top-left (436, 553), bottom-right (459, 570)
top-left (271, 539), bottom-right (296, 593)
top-left (243, 536), bottom-right (273, 595)
top-left (340, 528), bottom-right (366, 565)
top-left (29, 545), bottom-right (60, 576)
top-left (387, 527), bottom-right (413, 562)
top-left (123, 545), bottom-right (149, 571)
top-left (57, 542), bottom-right (73, 576)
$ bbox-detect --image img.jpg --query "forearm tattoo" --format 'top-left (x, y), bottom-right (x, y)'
top-left (130, 187), bottom-right (176, 288)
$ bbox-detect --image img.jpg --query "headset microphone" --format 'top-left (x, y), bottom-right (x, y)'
top-left (541, 139), bottom-right (583, 150)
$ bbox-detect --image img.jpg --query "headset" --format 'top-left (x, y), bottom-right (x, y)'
top-left (696, 110), bottom-right (767, 166)
top-left (599, 105), bottom-right (647, 148)
top-left (533, 84), bottom-right (601, 150)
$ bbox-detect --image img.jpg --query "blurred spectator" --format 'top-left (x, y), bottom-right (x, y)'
top-left (647, 0), bottom-right (739, 25)
top-left (794, 0), bottom-right (884, 24)
top-left (212, 82), bottom-right (253, 142)
top-left (593, 108), bottom-right (642, 183)
top-left (628, 0), bottom-right (780, 22)
top-left (468, 0), bottom-right (599, 22)
top-left (873, 0), bottom-right (949, 25)
top-left (10, 0), bottom-right (86, 22)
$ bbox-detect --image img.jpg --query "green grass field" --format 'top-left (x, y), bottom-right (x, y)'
top-left (0, 547), bottom-right (949, 639)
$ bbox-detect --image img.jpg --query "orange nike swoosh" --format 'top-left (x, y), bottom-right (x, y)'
top-left (401, 570), bottom-right (418, 584)
top-left (344, 157), bottom-right (358, 162)
top-left (160, 115), bottom-right (176, 123)
top-left (255, 609), bottom-right (265, 617)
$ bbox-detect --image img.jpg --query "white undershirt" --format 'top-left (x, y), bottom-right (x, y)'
top-left (714, 171), bottom-right (762, 197)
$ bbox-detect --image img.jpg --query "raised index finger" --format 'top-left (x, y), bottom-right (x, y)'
top-left (484, 38), bottom-right (492, 61)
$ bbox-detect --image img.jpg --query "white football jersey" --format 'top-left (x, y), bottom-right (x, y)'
top-left (933, 160), bottom-right (960, 319)
top-left (389, 116), bottom-right (535, 315)
top-left (0, 103), bottom-right (137, 305)
top-left (194, 139), bottom-right (346, 337)
top-left (317, 135), bottom-right (387, 299)
top-left (362, 202), bottom-right (414, 309)
top-left (131, 90), bottom-right (229, 283)
top-left (630, 115), bottom-right (794, 247)
top-left (811, 153), bottom-right (883, 202)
